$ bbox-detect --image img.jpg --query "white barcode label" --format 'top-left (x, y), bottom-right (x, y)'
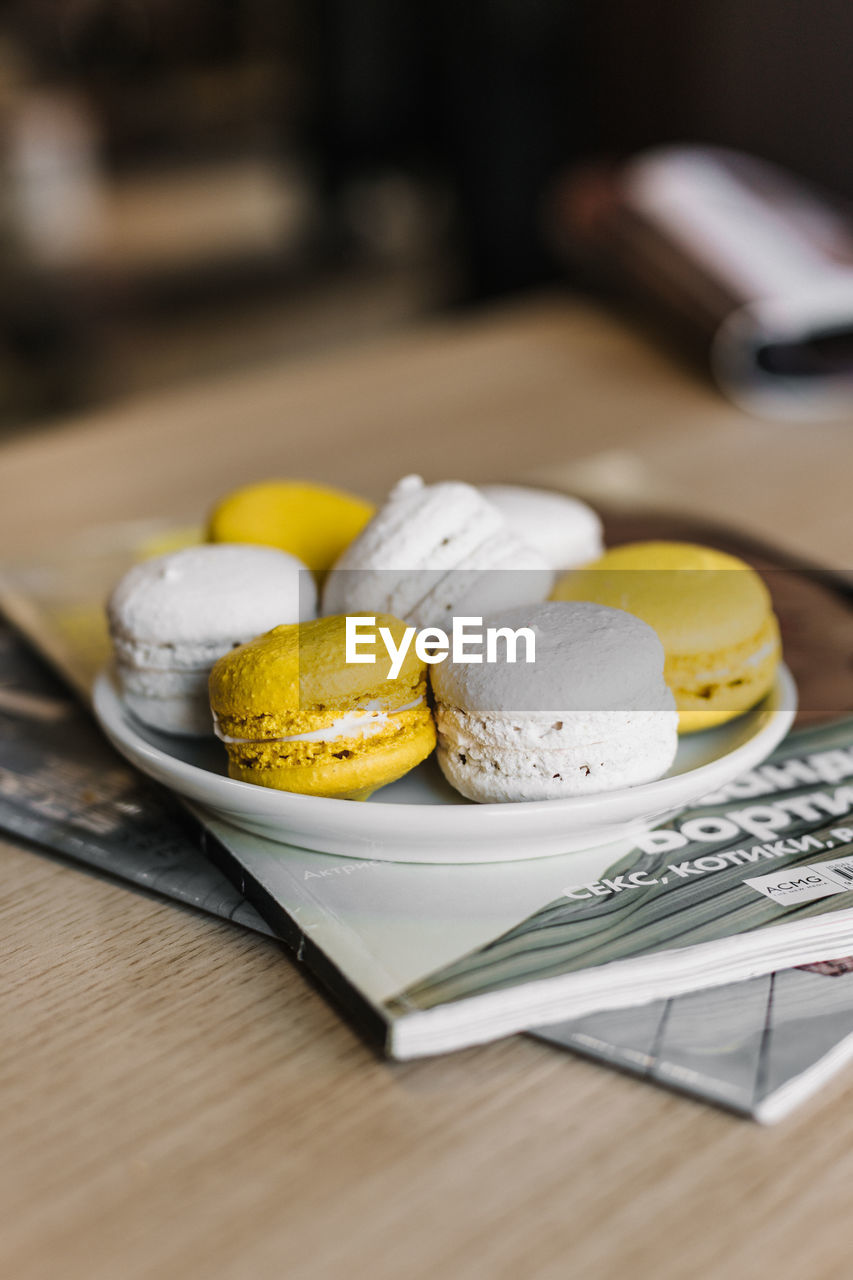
top-left (816, 857), bottom-right (853, 887)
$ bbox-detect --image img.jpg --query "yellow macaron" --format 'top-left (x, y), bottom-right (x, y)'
top-left (207, 480), bottom-right (374, 575)
top-left (209, 614), bottom-right (436, 799)
top-left (553, 541), bottom-right (781, 732)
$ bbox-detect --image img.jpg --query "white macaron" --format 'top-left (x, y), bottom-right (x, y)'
top-left (431, 601), bottom-right (678, 802)
top-left (479, 484), bottom-right (603, 571)
top-left (323, 474), bottom-right (553, 627)
top-left (108, 543), bottom-right (316, 736)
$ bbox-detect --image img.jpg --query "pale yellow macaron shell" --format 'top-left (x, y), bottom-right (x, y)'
top-left (210, 614), bottom-right (435, 799)
top-left (207, 481), bottom-right (374, 575)
top-left (553, 541), bottom-right (781, 732)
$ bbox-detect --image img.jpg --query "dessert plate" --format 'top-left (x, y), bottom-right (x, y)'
top-left (93, 665), bottom-right (796, 864)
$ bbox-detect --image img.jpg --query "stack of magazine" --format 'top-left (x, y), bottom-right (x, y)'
top-left (2, 523), bottom-right (853, 1122)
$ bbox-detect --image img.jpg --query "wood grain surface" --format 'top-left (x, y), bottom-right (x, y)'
top-left (2, 295), bottom-right (853, 1280)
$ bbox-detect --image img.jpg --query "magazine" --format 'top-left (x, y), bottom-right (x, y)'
top-left (540, 958), bottom-right (853, 1124)
top-left (3, 612), bottom-right (853, 1117)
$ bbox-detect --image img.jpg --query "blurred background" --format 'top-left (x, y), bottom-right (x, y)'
top-left (0, 0), bottom-right (852, 429)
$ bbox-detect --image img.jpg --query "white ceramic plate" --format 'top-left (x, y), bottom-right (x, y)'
top-left (93, 666), bottom-right (796, 864)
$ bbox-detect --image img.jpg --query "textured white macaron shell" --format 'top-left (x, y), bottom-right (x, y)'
top-left (323, 474), bottom-right (553, 627)
top-left (431, 601), bottom-right (678, 802)
top-left (479, 484), bottom-right (604, 570)
top-left (108, 543), bottom-right (316, 735)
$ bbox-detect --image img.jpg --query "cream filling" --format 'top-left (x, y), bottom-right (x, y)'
top-left (684, 638), bottom-right (778, 686)
top-left (213, 697), bottom-right (423, 746)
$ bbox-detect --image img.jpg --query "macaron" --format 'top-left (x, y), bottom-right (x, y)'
top-left (431, 601), bottom-right (678, 802)
top-left (207, 480), bottom-right (375, 575)
top-left (553, 541), bottom-right (781, 733)
top-left (479, 485), bottom-right (604, 570)
top-left (323, 474), bottom-right (553, 627)
top-left (108, 544), bottom-right (316, 736)
top-left (209, 614), bottom-right (435, 800)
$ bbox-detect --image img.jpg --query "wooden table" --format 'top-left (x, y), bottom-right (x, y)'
top-left (2, 295), bottom-right (853, 1280)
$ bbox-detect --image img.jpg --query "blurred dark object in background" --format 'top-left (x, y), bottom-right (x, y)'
top-left (0, 1), bottom-right (459, 425)
top-left (1, 0), bottom-right (853, 427)
top-left (314, 0), bottom-right (586, 299)
top-left (586, 0), bottom-right (853, 204)
top-left (549, 147), bottom-right (853, 419)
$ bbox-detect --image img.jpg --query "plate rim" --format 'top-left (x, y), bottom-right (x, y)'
top-left (93, 663), bottom-right (798, 830)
